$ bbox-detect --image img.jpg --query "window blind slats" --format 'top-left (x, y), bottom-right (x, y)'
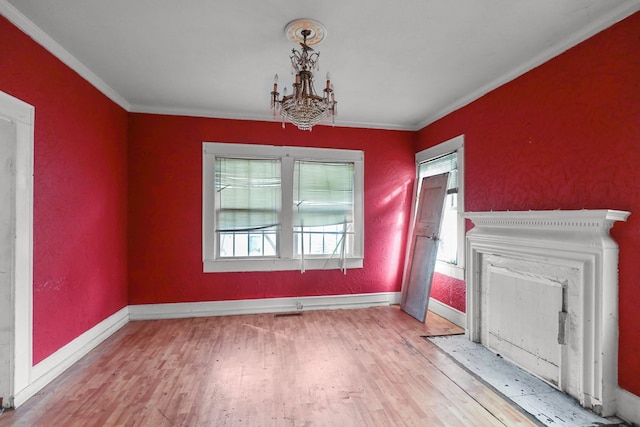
top-left (293, 161), bottom-right (355, 227)
top-left (215, 158), bottom-right (281, 231)
top-left (420, 153), bottom-right (458, 191)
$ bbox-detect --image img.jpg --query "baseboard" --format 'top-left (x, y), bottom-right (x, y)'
top-left (428, 297), bottom-right (466, 328)
top-left (12, 293), bottom-right (400, 408)
top-left (13, 306), bottom-right (129, 408)
top-left (129, 292), bottom-right (402, 320)
top-left (616, 387), bottom-right (640, 425)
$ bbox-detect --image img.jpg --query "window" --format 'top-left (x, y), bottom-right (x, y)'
top-left (216, 157), bottom-right (280, 257)
top-left (417, 153), bottom-right (458, 265)
top-left (294, 161), bottom-right (355, 258)
top-left (203, 143), bottom-right (364, 273)
top-left (415, 135), bottom-right (464, 279)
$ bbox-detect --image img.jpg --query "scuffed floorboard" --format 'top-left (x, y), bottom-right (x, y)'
top-left (427, 335), bottom-right (626, 427)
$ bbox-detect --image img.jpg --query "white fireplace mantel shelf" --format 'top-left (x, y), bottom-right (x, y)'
top-left (464, 209), bottom-right (630, 417)
top-left (465, 209), bottom-right (629, 232)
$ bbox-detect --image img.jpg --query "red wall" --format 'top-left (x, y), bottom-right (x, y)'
top-left (127, 115), bottom-right (415, 304)
top-left (417, 12), bottom-right (640, 394)
top-left (0, 16), bottom-right (129, 363)
top-left (431, 273), bottom-right (465, 312)
top-left (3, 5), bottom-right (639, 398)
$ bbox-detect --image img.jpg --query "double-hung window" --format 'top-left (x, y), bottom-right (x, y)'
top-left (215, 157), bottom-right (280, 258)
top-left (415, 135), bottom-right (465, 280)
top-left (294, 160), bottom-right (355, 259)
top-left (203, 142), bottom-right (364, 273)
top-left (417, 152), bottom-right (458, 265)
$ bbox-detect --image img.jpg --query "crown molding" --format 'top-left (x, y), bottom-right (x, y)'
top-left (130, 103), bottom-right (418, 131)
top-left (3, 0), bottom-right (637, 132)
top-left (416, 1), bottom-right (640, 131)
top-left (0, 0), bottom-right (130, 111)
top-left (1, 0), bottom-right (413, 131)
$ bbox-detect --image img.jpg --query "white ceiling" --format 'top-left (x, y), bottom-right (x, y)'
top-left (3, 0), bottom-right (639, 130)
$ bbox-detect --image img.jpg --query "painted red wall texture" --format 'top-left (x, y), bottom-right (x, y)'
top-left (0, 16), bottom-right (129, 363)
top-left (127, 115), bottom-right (415, 304)
top-left (417, 12), bottom-right (640, 394)
top-left (430, 273), bottom-right (465, 312)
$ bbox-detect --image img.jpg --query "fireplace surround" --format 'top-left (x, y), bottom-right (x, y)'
top-left (465, 210), bottom-right (630, 416)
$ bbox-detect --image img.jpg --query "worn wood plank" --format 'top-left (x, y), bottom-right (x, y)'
top-left (0, 307), bottom-right (535, 426)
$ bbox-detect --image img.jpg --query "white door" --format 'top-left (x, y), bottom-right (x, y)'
top-left (0, 117), bottom-right (16, 406)
top-left (400, 173), bottom-right (449, 322)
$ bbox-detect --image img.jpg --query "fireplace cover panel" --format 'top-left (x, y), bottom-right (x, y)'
top-left (487, 266), bottom-right (562, 385)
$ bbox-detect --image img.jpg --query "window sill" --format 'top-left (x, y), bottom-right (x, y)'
top-left (435, 261), bottom-right (465, 281)
top-left (203, 257), bottom-right (364, 273)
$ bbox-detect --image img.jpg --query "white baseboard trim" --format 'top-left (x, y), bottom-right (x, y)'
top-left (616, 387), bottom-right (640, 424)
top-left (428, 297), bottom-right (466, 328)
top-left (129, 292), bottom-right (402, 320)
top-left (13, 306), bottom-right (129, 408)
top-left (13, 293), bottom-right (401, 408)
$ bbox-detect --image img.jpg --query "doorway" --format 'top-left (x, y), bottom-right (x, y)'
top-left (413, 135), bottom-right (465, 327)
top-left (0, 90), bottom-right (34, 408)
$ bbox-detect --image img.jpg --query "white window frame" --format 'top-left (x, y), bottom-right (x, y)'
top-left (203, 142), bottom-right (364, 273)
top-left (414, 135), bottom-right (465, 280)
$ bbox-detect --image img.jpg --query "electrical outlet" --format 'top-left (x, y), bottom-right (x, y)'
top-left (296, 301), bottom-right (303, 310)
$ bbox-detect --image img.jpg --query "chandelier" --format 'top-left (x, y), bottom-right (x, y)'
top-left (270, 19), bottom-right (337, 131)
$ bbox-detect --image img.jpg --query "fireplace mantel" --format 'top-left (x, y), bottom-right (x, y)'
top-left (465, 209), bottom-right (630, 416)
top-left (465, 209), bottom-right (629, 236)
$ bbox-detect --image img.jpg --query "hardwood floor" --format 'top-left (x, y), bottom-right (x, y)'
top-left (0, 307), bottom-right (537, 426)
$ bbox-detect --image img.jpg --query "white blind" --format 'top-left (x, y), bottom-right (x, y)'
top-left (215, 157), bottom-right (281, 231)
top-left (293, 161), bottom-right (354, 227)
top-left (419, 152), bottom-right (457, 192)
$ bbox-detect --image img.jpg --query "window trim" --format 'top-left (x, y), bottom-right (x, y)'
top-left (203, 142), bottom-right (364, 273)
top-left (414, 135), bottom-right (465, 280)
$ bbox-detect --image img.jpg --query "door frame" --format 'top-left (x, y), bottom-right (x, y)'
top-left (412, 135), bottom-right (465, 327)
top-left (0, 90), bottom-right (34, 407)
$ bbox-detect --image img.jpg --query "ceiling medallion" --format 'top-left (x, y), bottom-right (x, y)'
top-left (270, 19), bottom-right (337, 131)
top-left (285, 19), bottom-right (326, 46)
